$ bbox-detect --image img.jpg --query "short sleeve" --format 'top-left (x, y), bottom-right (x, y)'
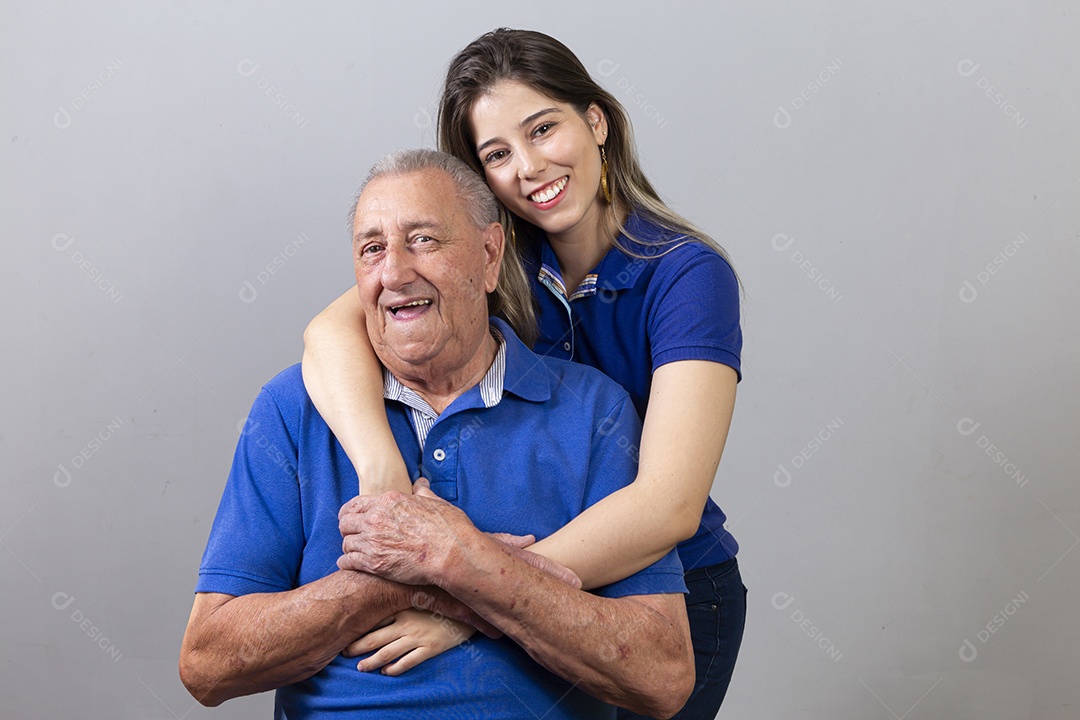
top-left (648, 247), bottom-right (742, 380)
top-left (581, 393), bottom-right (687, 599)
top-left (195, 386), bottom-right (306, 596)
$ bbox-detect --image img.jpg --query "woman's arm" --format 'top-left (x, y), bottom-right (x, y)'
top-left (304, 290), bottom-right (476, 674)
top-left (342, 361), bottom-right (733, 672)
top-left (305, 291), bottom-right (737, 587)
top-left (529, 360), bottom-right (738, 588)
top-left (302, 288), bottom-right (411, 495)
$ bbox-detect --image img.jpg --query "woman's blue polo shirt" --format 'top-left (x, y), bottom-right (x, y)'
top-left (522, 212), bottom-right (743, 569)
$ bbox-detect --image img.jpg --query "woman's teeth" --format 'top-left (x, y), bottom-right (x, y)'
top-left (530, 177), bottom-right (568, 203)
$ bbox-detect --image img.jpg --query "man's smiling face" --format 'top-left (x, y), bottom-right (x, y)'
top-left (351, 167), bottom-right (503, 377)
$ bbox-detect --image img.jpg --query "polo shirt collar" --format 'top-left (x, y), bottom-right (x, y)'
top-left (491, 317), bottom-right (551, 404)
top-left (383, 327), bottom-right (507, 414)
top-left (382, 318), bottom-right (549, 412)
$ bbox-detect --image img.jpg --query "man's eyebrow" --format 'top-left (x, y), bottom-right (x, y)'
top-left (353, 226), bottom-right (380, 242)
top-left (475, 107), bottom-right (561, 154)
top-left (353, 219), bottom-right (445, 243)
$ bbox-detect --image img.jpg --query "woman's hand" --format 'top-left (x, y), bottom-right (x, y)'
top-left (343, 609), bottom-right (476, 675)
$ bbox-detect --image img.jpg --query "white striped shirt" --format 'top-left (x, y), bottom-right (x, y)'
top-left (382, 329), bottom-right (507, 449)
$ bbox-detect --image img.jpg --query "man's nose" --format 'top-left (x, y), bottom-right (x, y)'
top-left (380, 243), bottom-right (417, 289)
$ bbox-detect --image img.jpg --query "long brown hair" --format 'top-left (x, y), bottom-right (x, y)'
top-left (438, 29), bottom-right (737, 298)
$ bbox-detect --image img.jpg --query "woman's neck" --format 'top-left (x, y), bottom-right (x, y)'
top-left (547, 204), bottom-right (626, 295)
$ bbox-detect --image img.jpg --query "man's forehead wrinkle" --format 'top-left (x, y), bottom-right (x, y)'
top-left (352, 171), bottom-right (471, 244)
top-left (354, 224), bottom-right (384, 242)
top-left (355, 213), bottom-right (453, 242)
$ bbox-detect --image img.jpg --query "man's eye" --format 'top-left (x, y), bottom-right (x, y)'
top-left (361, 244), bottom-right (384, 255)
top-left (414, 235), bottom-right (435, 245)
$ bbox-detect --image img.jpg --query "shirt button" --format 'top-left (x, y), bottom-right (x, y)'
top-left (433, 448), bottom-right (446, 461)
top-left (563, 342), bottom-right (571, 351)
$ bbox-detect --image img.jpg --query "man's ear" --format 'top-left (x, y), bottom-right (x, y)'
top-left (482, 222), bottom-right (505, 293)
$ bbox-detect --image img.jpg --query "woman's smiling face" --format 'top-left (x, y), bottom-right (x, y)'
top-left (469, 80), bottom-right (608, 242)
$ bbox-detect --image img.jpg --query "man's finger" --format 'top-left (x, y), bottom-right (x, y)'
top-left (339, 516), bottom-right (359, 536)
top-left (338, 495), bottom-right (370, 520)
top-left (511, 547), bottom-right (582, 589)
top-left (337, 552), bottom-right (369, 573)
top-left (412, 477), bottom-right (442, 500)
top-left (489, 532), bottom-right (535, 549)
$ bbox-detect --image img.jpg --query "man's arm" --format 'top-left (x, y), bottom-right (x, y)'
top-left (442, 531), bottom-right (694, 719)
top-left (338, 490), bottom-right (695, 719)
top-left (179, 570), bottom-right (490, 706)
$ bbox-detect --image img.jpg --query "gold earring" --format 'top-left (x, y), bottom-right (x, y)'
top-left (508, 222), bottom-right (517, 248)
top-left (600, 145), bottom-right (612, 204)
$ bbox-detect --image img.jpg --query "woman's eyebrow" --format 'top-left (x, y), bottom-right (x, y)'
top-left (476, 108), bottom-right (560, 154)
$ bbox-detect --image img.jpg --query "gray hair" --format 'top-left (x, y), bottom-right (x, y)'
top-left (350, 148), bottom-right (500, 231)
top-left (347, 148), bottom-right (538, 345)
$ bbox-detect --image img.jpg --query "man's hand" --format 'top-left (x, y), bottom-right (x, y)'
top-left (339, 531), bottom-right (582, 677)
top-left (338, 478), bottom-right (477, 586)
top-left (338, 479), bottom-right (581, 590)
top-left (487, 532), bottom-right (582, 590)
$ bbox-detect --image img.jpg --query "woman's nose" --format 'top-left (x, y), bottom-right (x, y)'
top-left (516, 145), bottom-right (546, 181)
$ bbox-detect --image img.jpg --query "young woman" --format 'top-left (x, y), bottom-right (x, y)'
top-left (304, 29), bottom-right (745, 719)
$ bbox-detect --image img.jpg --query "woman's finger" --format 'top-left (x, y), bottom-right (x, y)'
top-left (358, 636), bottom-right (418, 672)
top-left (382, 646), bottom-right (437, 676)
top-left (343, 620), bottom-right (399, 657)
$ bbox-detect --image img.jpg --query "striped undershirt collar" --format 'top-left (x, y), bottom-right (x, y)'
top-left (537, 263), bottom-right (599, 301)
top-left (382, 327), bottom-right (506, 448)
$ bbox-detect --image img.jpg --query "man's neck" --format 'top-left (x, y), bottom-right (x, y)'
top-left (391, 330), bottom-right (499, 415)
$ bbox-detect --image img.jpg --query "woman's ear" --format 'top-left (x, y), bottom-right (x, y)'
top-left (587, 103), bottom-right (608, 144)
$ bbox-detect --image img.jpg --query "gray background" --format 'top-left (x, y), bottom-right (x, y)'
top-left (3, 1), bottom-right (1078, 718)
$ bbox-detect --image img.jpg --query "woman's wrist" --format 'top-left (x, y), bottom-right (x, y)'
top-left (352, 452), bottom-right (412, 495)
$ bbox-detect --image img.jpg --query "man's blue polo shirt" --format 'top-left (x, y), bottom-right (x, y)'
top-left (522, 212), bottom-right (743, 568)
top-left (196, 318), bottom-right (686, 720)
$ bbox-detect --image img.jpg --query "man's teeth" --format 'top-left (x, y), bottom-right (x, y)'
top-left (390, 300), bottom-right (431, 315)
top-left (530, 177), bottom-right (567, 203)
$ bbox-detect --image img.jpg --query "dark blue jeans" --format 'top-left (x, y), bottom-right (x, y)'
top-left (617, 558), bottom-right (747, 720)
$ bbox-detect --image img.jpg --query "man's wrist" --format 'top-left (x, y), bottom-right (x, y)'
top-left (336, 569), bottom-right (409, 619)
top-left (432, 528), bottom-right (502, 598)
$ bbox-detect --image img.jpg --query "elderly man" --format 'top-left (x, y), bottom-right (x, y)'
top-left (179, 149), bottom-right (693, 719)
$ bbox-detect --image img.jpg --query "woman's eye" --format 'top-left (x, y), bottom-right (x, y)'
top-left (483, 149), bottom-right (508, 165)
top-left (534, 122), bottom-right (555, 136)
